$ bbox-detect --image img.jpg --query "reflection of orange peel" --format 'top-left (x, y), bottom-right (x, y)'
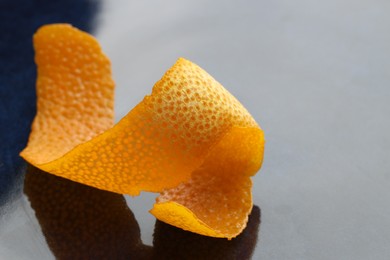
top-left (20, 24), bottom-right (265, 239)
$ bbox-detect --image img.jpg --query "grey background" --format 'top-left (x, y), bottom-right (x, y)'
top-left (1, 0), bottom-right (390, 259)
top-left (99, 0), bottom-right (390, 259)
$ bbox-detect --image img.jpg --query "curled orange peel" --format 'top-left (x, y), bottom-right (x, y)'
top-left (20, 24), bottom-right (265, 239)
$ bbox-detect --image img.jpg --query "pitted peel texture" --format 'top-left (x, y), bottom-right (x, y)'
top-left (20, 24), bottom-right (265, 239)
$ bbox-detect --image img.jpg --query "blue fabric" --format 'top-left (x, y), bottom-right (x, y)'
top-left (0, 0), bottom-right (100, 205)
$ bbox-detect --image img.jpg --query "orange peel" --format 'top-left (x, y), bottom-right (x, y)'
top-left (20, 24), bottom-right (265, 239)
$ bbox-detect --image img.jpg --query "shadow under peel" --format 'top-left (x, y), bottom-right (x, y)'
top-left (152, 205), bottom-right (261, 260)
top-left (25, 166), bottom-right (261, 259)
top-left (24, 165), bottom-right (151, 259)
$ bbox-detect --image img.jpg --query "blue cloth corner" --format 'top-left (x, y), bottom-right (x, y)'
top-left (0, 0), bottom-right (100, 205)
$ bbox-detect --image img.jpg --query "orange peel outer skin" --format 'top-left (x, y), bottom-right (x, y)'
top-left (151, 127), bottom-right (264, 239)
top-left (20, 24), bottom-right (265, 239)
top-left (21, 24), bottom-right (115, 164)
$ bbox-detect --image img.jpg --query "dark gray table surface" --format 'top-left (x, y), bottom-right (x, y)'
top-left (1, 1), bottom-right (389, 259)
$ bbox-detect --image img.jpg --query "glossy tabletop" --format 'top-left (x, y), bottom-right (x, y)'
top-left (1, 1), bottom-right (390, 259)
